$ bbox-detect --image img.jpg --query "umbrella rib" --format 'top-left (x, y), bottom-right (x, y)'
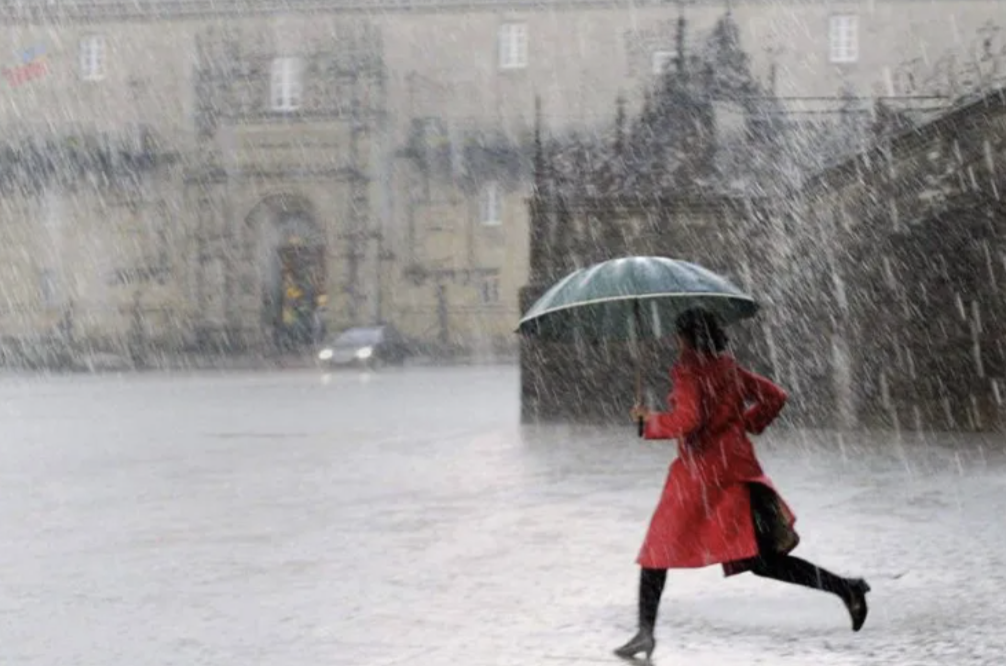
top-left (518, 291), bottom-right (757, 325)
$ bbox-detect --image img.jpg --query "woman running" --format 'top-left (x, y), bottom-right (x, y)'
top-left (615, 309), bottom-right (870, 661)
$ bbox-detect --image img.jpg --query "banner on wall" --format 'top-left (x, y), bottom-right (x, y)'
top-left (3, 45), bottom-right (48, 87)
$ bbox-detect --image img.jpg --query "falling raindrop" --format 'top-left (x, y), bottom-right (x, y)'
top-left (832, 334), bottom-right (854, 429)
top-left (763, 321), bottom-right (780, 380)
top-left (879, 370), bottom-right (891, 411)
top-left (971, 303), bottom-right (985, 378)
top-left (942, 395), bottom-right (954, 429)
top-left (831, 268), bottom-right (849, 314)
top-left (882, 255), bottom-right (895, 289)
top-left (787, 359), bottom-right (801, 396)
top-left (649, 300), bottom-right (662, 339)
top-left (984, 240), bottom-right (996, 286)
top-left (739, 258), bottom-right (754, 293)
top-left (913, 404), bottom-right (924, 433)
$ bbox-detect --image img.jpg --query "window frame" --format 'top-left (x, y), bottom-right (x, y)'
top-left (270, 56), bottom-right (304, 113)
top-left (480, 181), bottom-right (502, 226)
top-left (829, 14), bottom-right (859, 64)
top-left (498, 23), bottom-right (529, 70)
top-left (79, 34), bottom-right (106, 82)
top-left (480, 277), bottom-right (501, 305)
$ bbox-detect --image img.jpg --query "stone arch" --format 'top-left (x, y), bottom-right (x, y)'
top-left (240, 192), bottom-right (318, 231)
top-left (240, 193), bottom-right (327, 350)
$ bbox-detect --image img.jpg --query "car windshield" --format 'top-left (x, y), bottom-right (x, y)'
top-left (332, 327), bottom-right (384, 347)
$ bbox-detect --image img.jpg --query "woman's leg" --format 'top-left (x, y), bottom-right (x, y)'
top-left (750, 553), bottom-right (870, 630)
top-left (615, 568), bottom-right (666, 659)
top-left (750, 553), bottom-right (851, 595)
top-left (639, 567), bottom-right (668, 631)
top-left (747, 483), bottom-right (870, 631)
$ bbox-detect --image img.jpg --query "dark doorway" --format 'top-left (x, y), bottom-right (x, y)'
top-left (244, 197), bottom-right (327, 352)
top-left (267, 237), bottom-right (327, 352)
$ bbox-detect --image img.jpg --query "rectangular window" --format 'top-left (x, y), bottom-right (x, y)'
top-left (829, 14), bottom-right (858, 63)
top-left (499, 23), bottom-right (528, 70)
top-left (652, 51), bottom-right (675, 75)
top-left (481, 278), bottom-right (500, 305)
top-left (892, 68), bottom-right (917, 96)
top-left (79, 35), bottom-right (105, 81)
top-left (270, 57), bottom-right (303, 112)
top-left (480, 182), bottom-right (502, 226)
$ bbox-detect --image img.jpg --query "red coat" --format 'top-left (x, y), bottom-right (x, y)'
top-left (637, 350), bottom-right (797, 575)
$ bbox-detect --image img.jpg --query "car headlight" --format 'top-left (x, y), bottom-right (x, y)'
top-left (318, 348), bottom-right (333, 360)
top-left (356, 346), bottom-right (373, 359)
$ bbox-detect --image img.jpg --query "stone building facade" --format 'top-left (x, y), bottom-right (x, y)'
top-left (0, 0), bottom-right (1004, 365)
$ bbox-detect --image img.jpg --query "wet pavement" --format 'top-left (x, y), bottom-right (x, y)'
top-left (0, 365), bottom-right (1003, 665)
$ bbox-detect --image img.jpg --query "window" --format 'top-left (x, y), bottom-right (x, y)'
top-left (829, 15), bottom-right (858, 63)
top-left (480, 182), bottom-right (502, 226)
top-left (270, 57), bottom-right (303, 112)
top-left (79, 35), bottom-right (105, 81)
top-left (481, 278), bottom-right (500, 305)
top-left (651, 51), bottom-right (675, 75)
top-left (498, 23), bottom-right (528, 70)
top-left (891, 68), bottom-right (917, 96)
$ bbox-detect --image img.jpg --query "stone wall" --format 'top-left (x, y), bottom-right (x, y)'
top-left (779, 89), bottom-right (1006, 432)
top-left (521, 88), bottom-right (1006, 432)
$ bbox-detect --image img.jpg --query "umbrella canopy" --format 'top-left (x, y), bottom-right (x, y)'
top-left (517, 256), bottom-right (759, 343)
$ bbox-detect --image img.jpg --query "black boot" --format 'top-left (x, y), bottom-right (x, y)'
top-left (614, 568), bottom-right (665, 661)
top-left (841, 578), bottom-right (871, 632)
top-left (613, 628), bottom-right (655, 661)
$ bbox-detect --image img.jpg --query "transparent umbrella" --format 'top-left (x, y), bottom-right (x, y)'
top-left (517, 256), bottom-right (760, 433)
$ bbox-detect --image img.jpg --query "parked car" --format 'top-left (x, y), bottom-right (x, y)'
top-left (316, 325), bottom-right (411, 369)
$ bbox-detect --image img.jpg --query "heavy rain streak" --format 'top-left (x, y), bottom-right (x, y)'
top-left (0, 0), bottom-right (1004, 664)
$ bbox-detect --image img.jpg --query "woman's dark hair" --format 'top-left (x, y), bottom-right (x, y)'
top-left (675, 308), bottom-right (728, 354)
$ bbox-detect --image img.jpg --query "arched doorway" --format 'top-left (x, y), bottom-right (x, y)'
top-left (243, 195), bottom-right (327, 351)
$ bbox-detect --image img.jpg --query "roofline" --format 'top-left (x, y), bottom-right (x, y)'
top-left (0, 0), bottom-right (677, 23)
top-left (552, 192), bottom-right (768, 213)
top-left (0, 0), bottom-right (996, 24)
top-left (800, 86), bottom-right (1006, 196)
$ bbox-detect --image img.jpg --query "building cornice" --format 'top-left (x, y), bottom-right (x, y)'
top-left (182, 164), bottom-right (363, 183)
top-left (0, 0), bottom-right (975, 25)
